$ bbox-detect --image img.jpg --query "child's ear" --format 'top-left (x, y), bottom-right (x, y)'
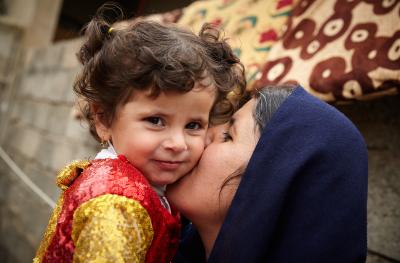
top-left (91, 104), bottom-right (111, 142)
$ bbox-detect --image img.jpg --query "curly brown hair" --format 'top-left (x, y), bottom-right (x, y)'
top-left (73, 7), bottom-right (246, 141)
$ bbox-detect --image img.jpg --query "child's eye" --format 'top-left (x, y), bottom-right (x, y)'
top-left (186, 122), bottom-right (202, 130)
top-left (145, 116), bottom-right (164, 126)
top-left (222, 131), bottom-right (232, 142)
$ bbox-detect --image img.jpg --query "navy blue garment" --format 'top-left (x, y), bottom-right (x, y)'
top-left (173, 87), bottom-right (368, 262)
top-left (173, 223), bottom-right (206, 263)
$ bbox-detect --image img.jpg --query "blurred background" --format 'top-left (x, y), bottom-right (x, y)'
top-left (0, 0), bottom-right (399, 262)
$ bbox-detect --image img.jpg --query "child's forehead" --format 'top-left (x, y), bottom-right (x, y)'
top-left (119, 85), bottom-right (215, 110)
top-left (127, 79), bottom-right (217, 100)
top-left (116, 86), bottom-right (216, 119)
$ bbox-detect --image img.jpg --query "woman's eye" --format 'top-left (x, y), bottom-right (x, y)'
top-left (145, 117), bottom-right (164, 126)
top-left (186, 122), bottom-right (202, 130)
top-left (222, 131), bottom-right (232, 142)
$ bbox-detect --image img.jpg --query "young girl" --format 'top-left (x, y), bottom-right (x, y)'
top-left (33, 10), bottom-right (245, 263)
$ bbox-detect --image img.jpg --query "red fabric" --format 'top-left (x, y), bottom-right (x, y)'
top-left (255, 0), bottom-right (400, 101)
top-left (42, 155), bottom-right (180, 263)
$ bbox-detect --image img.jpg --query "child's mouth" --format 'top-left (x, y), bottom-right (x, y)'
top-left (153, 160), bottom-right (184, 171)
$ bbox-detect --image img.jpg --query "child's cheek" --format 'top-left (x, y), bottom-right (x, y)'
top-left (192, 138), bottom-right (206, 164)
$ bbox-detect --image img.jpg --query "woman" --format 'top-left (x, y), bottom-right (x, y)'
top-left (167, 85), bottom-right (368, 262)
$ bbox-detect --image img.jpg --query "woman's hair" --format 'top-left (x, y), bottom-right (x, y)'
top-left (253, 84), bottom-right (296, 134)
top-left (219, 85), bottom-right (296, 196)
top-left (73, 5), bottom-right (245, 141)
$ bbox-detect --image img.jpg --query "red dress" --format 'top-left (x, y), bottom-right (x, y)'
top-left (34, 155), bottom-right (180, 263)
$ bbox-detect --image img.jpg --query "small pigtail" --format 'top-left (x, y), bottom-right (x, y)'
top-left (73, 3), bottom-right (124, 142)
top-left (77, 19), bottom-right (111, 65)
top-left (76, 3), bottom-right (123, 65)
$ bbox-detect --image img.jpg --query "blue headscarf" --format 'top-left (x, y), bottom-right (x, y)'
top-left (174, 87), bottom-right (368, 262)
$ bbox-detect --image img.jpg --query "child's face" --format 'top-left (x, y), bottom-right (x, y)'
top-left (98, 84), bottom-right (216, 186)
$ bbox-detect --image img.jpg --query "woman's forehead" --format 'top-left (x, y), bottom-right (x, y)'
top-left (233, 99), bottom-right (255, 123)
top-left (231, 99), bottom-right (260, 140)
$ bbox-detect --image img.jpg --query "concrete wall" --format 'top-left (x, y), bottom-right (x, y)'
top-left (0, 24), bottom-right (398, 263)
top-left (338, 96), bottom-right (400, 262)
top-left (21, 0), bottom-right (62, 48)
top-left (0, 23), bottom-right (21, 147)
top-left (1, 0), bottom-right (62, 48)
top-left (0, 0), bottom-right (62, 149)
top-left (2, 0), bottom-right (36, 27)
top-left (0, 38), bottom-right (98, 262)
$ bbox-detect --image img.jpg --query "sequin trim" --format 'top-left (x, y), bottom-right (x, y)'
top-left (33, 160), bottom-right (90, 262)
top-left (71, 194), bottom-right (154, 263)
top-left (57, 160), bottom-right (90, 190)
top-left (33, 195), bottom-right (65, 263)
top-left (34, 157), bottom-right (179, 262)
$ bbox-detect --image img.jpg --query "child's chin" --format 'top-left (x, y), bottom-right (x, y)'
top-left (148, 175), bottom-right (181, 187)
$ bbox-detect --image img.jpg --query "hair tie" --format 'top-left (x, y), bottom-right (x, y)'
top-left (108, 27), bottom-right (114, 34)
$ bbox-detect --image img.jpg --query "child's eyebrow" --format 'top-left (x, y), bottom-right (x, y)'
top-left (138, 111), bottom-right (167, 118)
top-left (190, 117), bottom-right (208, 123)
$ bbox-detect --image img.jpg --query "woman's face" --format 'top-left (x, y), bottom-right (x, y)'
top-left (166, 99), bottom-right (260, 225)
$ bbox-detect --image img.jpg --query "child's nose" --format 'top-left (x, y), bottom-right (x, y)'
top-left (164, 132), bottom-right (188, 152)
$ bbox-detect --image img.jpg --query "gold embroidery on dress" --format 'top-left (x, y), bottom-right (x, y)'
top-left (57, 160), bottom-right (90, 190)
top-left (33, 195), bottom-right (64, 263)
top-left (71, 194), bottom-right (154, 263)
top-left (33, 160), bottom-right (90, 262)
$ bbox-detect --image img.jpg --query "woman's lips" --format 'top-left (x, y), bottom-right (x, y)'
top-left (153, 160), bottom-right (184, 171)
